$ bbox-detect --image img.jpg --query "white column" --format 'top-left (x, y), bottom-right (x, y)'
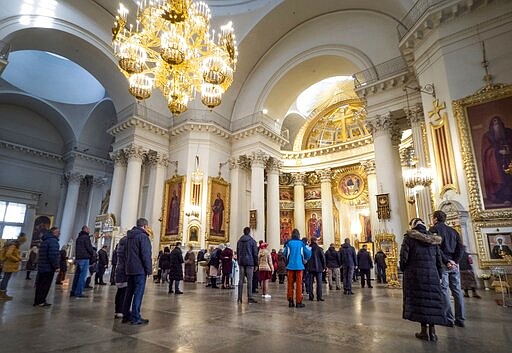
top-left (144, 152), bottom-right (168, 255)
top-left (24, 204), bottom-right (37, 251)
top-left (317, 168), bottom-right (334, 247)
top-left (86, 177), bottom-right (106, 228)
top-left (108, 150), bottom-right (127, 225)
top-left (249, 150), bottom-right (268, 242)
top-left (366, 114), bottom-right (408, 244)
top-left (229, 157), bottom-right (241, 244)
top-left (361, 160), bottom-right (378, 236)
top-left (407, 105), bottom-right (432, 222)
top-left (120, 145), bottom-right (146, 230)
top-left (266, 158), bottom-right (281, 250)
top-left (292, 172), bottom-right (306, 238)
top-left (59, 172), bottom-right (83, 247)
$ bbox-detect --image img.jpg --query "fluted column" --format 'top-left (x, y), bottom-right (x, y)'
top-left (366, 114), bottom-right (408, 243)
top-left (86, 177), bottom-right (106, 227)
top-left (60, 172), bottom-right (83, 247)
top-left (292, 172), bottom-right (306, 237)
top-left (317, 168), bottom-right (334, 247)
top-left (24, 204), bottom-right (37, 251)
top-left (249, 151), bottom-right (268, 242)
top-left (407, 105), bottom-right (432, 222)
top-left (229, 157), bottom-right (241, 244)
top-left (361, 159), bottom-right (378, 236)
top-left (266, 158), bottom-right (281, 250)
top-left (120, 145), bottom-right (146, 230)
top-left (108, 150), bottom-right (127, 225)
top-left (144, 153), bottom-right (168, 255)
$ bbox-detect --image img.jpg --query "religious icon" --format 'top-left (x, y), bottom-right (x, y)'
top-left (211, 193), bottom-right (225, 234)
top-left (207, 176), bottom-right (230, 242)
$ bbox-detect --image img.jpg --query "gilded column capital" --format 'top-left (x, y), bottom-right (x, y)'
top-left (291, 172), bottom-right (306, 186)
top-left (250, 150), bottom-right (269, 168)
top-left (361, 159), bottom-right (376, 175)
top-left (266, 157), bottom-right (282, 173)
top-left (316, 168), bottom-right (332, 183)
top-left (124, 144), bottom-right (146, 162)
top-left (110, 150), bottom-right (127, 167)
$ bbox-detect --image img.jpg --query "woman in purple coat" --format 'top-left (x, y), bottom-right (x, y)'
top-left (221, 244), bottom-right (234, 289)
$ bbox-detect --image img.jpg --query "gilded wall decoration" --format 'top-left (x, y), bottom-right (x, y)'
top-left (332, 165), bottom-right (368, 204)
top-left (428, 99), bottom-right (458, 195)
top-left (160, 175), bottom-right (186, 244)
top-left (279, 186), bottom-right (294, 202)
top-left (304, 187), bottom-right (321, 201)
top-left (280, 209), bottom-right (294, 245)
top-left (453, 83), bottom-right (512, 220)
top-left (474, 219), bottom-right (512, 267)
top-left (377, 194), bottom-right (391, 220)
top-left (305, 209), bottom-right (323, 245)
top-left (206, 176), bottom-right (230, 244)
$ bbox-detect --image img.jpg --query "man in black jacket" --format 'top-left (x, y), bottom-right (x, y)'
top-left (325, 243), bottom-right (341, 290)
top-left (34, 227), bottom-right (60, 306)
top-left (429, 211), bottom-right (465, 327)
top-left (70, 226), bottom-right (94, 298)
top-left (123, 218), bottom-right (152, 325)
top-left (95, 245), bottom-right (109, 285)
top-left (307, 237), bottom-right (326, 301)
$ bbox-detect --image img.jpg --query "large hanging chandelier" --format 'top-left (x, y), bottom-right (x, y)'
top-left (111, 0), bottom-right (238, 115)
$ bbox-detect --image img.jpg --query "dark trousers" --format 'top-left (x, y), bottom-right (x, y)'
top-left (376, 266), bottom-right (387, 283)
top-left (123, 274), bottom-right (146, 322)
top-left (169, 279), bottom-right (180, 292)
top-left (360, 269), bottom-right (371, 287)
top-left (95, 266), bottom-right (106, 284)
top-left (252, 269), bottom-right (259, 292)
top-left (0, 271), bottom-right (12, 290)
top-left (56, 270), bottom-right (66, 284)
top-left (343, 266), bottom-right (354, 292)
top-left (308, 271), bottom-right (323, 299)
top-left (115, 286), bottom-right (127, 314)
top-left (34, 272), bottom-right (55, 305)
top-left (278, 274), bottom-right (285, 284)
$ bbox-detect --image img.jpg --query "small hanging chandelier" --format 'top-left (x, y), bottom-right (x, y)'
top-left (111, 0), bottom-right (238, 115)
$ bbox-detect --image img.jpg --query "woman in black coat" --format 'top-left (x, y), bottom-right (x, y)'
top-left (168, 243), bottom-right (184, 294)
top-left (400, 218), bottom-right (449, 342)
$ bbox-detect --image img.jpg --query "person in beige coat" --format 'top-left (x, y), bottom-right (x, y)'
top-left (0, 232), bottom-right (26, 300)
top-left (258, 243), bottom-right (274, 299)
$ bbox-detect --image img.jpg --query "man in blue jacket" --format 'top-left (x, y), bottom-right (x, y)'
top-left (34, 227), bottom-right (60, 306)
top-left (122, 218), bottom-right (152, 325)
top-left (283, 229), bottom-right (311, 308)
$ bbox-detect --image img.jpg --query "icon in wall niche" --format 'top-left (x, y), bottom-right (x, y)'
top-left (161, 175), bottom-right (186, 243)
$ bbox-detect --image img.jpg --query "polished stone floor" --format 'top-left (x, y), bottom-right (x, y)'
top-left (1, 273), bottom-right (511, 353)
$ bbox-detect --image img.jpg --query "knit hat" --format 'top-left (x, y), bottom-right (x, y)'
top-left (260, 242), bottom-right (268, 249)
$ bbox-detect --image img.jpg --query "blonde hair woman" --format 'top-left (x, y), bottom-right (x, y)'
top-left (258, 243), bottom-right (273, 298)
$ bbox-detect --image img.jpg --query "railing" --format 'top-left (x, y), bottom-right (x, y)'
top-left (397, 0), bottom-right (445, 39)
top-left (115, 103), bottom-right (288, 140)
top-left (353, 56), bottom-right (408, 88)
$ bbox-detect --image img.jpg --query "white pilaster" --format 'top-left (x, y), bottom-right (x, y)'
top-left (87, 177), bottom-right (106, 228)
top-left (107, 150), bottom-right (127, 225)
top-left (317, 168), bottom-right (334, 247)
top-left (249, 150), bottom-right (268, 242)
top-left (59, 172), bottom-right (83, 247)
top-left (229, 157), bottom-right (241, 244)
top-left (266, 158), bottom-right (281, 250)
top-left (292, 172), bottom-right (306, 238)
top-left (407, 105), bottom-right (432, 222)
top-left (120, 145), bottom-right (146, 230)
top-left (361, 160), bottom-right (378, 236)
top-left (366, 114), bottom-right (408, 243)
top-left (144, 153), bottom-right (168, 255)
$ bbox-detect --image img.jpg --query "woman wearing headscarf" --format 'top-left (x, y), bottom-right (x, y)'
top-left (400, 218), bottom-right (450, 342)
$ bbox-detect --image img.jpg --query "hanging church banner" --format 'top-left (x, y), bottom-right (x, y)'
top-left (454, 83), bottom-right (512, 221)
top-left (206, 176), bottom-right (230, 244)
top-left (161, 175), bottom-right (186, 244)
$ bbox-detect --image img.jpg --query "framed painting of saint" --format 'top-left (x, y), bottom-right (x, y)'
top-left (206, 176), bottom-right (230, 243)
top-left (280, 210), bottom-right (294, 245)
top-left (454, 84), bottom-right (512, 219)
top-left (161, 175), bottom-right (185, 242)
top-left (305, 209), bottom-right (323, 245)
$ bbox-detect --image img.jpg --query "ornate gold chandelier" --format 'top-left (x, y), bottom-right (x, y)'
top-left (111, 0), bottom-right (238, 115)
